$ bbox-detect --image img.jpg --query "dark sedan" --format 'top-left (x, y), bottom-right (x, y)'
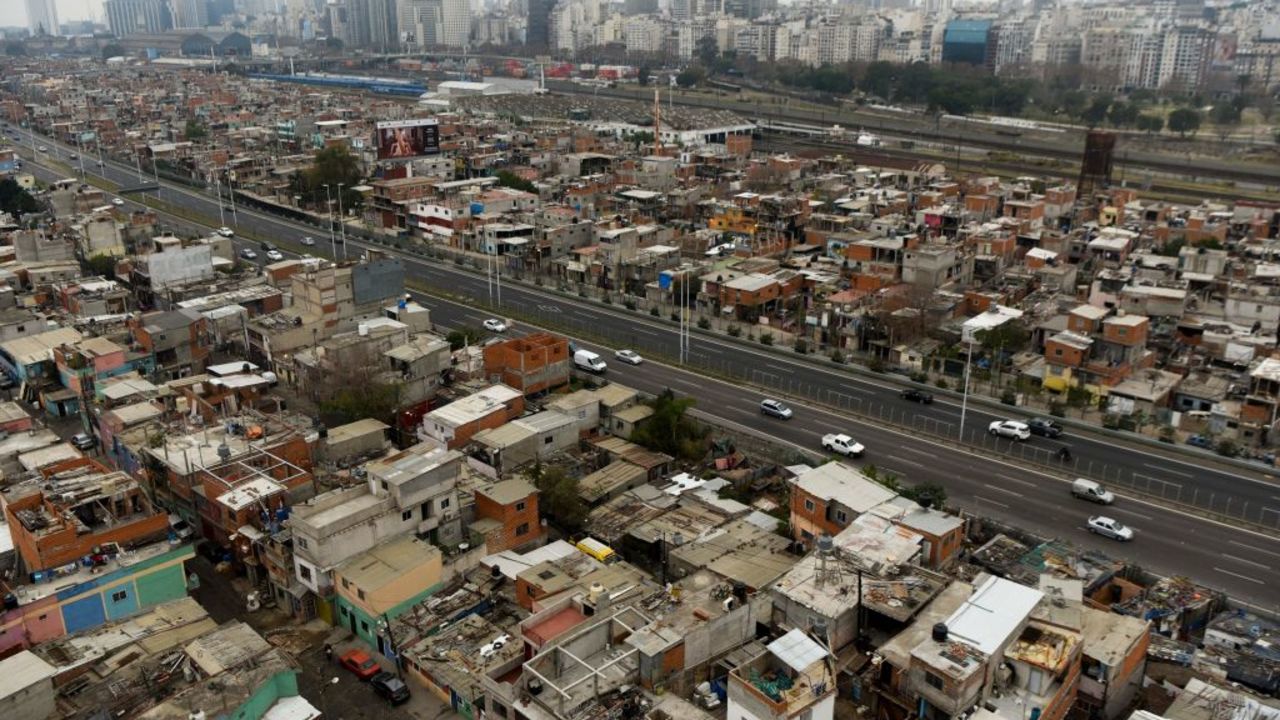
top-left (900, 389), bottom-right (934, 404)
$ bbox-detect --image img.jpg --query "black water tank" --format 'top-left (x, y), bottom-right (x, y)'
top-left (932, 623), bottom-right (948, 643)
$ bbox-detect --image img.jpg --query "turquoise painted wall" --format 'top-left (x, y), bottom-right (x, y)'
top-left (336, 581), bottom-right (444, 649)
top-left (220, 670), bottom-right (301, 720)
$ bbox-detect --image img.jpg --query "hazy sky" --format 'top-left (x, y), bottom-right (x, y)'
top-left (2, 0), bottom-right (105, 30)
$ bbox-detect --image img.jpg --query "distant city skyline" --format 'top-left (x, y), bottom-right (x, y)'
top-left (2, 0), bottom-right (104, 30)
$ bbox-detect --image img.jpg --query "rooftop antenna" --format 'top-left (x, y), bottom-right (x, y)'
top-left (653, 88), bottom-right (661, 157)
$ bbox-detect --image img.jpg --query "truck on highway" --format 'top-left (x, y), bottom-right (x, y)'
top-left (821, 433), bottom-right (865, 458)
top-left (573, 349), bottom-right (607, 374)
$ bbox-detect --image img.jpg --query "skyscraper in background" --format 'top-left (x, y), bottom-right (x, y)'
top-left (104, 0), bottom-right (174, 37)
top-left (25, 0), bottom-right (59, 36)
top-left (525, 0), bottom-right (554, 51)
top-left (172, 0), bottom-right (210, 28)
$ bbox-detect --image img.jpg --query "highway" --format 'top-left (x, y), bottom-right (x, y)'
top-left (10, 126), bottom-right (1280, 608)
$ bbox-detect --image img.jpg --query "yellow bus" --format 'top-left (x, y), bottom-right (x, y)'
top-left (575, 537), bottom-right (618, 564)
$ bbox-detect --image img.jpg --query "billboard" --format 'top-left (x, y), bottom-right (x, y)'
top-left (375, 119), bottom-right (440, 160)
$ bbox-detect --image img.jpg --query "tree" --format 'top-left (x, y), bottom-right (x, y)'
top-left (629, 389), bottom-right (708, 461)
top-left (4, 42), bottom-right (24, 57)
top-left (1065, 385), bottom-right (1093, 417)
top-left (861, 61), bottom-right (896, 100)
top-left (184, 118), bottom-right (208, 141)
top-left (1060, 90), bottom-right (1088, 120)
top-left (1210, 102), bottom-right (1242, 141)
top-left (528, 463), bottom-right (588, 533)
top-left (976, 320), bottom-right (1029, 387)
top-left (313, 345), bottom-right (402, 426)
top-left (695, 36), bottom-right (718, 68)
top-left (100, 43), bottom-right (125, 60)
top-left (446, 327), bottom-right (484, 350)
top-left (1135, 114), bottom-right (1164, 134)
top-left (1082, 96), bottom-right (1112, 128)
top-left (82, 254), bottom-right (118, 280)
top-left (675, 65), bottom-right (706, 88)
top-left (638, 64), bottom-right (652, 86)
top-left (300, 145), bottom-right (363, 210)
top-left (901, 481), bottom-right (947, 509)
top-left (0, 178), bottom-right (41, 217)
top-left (1108, 102), bottom-right (1139, 128)
top-left (1167, 108), bottom-right (1202, 138)
top-left (495, 169), bottom-right (536, 193)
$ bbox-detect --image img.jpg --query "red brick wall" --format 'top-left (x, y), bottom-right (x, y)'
top-left (474, 488), bottom-right (543, 553)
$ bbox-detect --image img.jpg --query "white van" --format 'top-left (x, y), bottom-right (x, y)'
top-left (168, 514), bottom-right (195, 541)
top-left (1071, 478), bottom-right (1114, 505)
top-left (573, 349), bottom-right (607, 374)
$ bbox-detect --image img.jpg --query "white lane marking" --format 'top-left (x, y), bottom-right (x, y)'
top-left (996, 474), bottom-right (1037, 488)
top-left (983, 483), bottom-right (1024, 498)
top-left (1109, 507), bottom-right (1154, 521)
top-left (973, 495), bottom-right (1010, 509)
top-left (629, 327), bottom-right (660, 337)
top-left (1229, 540), bottom-right (1280, 560)
top-left (897, 446), bottom-right (934, 457)
top-left (1214, 567), bottom-right (1266, 585)
top-left (765, 364), bottom-right (793, 373)
top-left (1143, 463), bottom-right (1192, 478)
top-left (1220, 553), bottom-right (1272, 571)
top-left (885, 455), bottom-right (924, 468)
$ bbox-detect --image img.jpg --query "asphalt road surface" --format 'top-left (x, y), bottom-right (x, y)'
top-left (12, 126), bottom-right (1280, 608)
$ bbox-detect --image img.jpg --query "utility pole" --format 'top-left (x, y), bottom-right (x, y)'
top-left (336, 182), bottom-right (347, 259)
top-left (959, 339), bottom-right (974, 442)
top-left (215, 176), bottom-right (225, 226)
top-left (323, 184), bottom-right (337, 258)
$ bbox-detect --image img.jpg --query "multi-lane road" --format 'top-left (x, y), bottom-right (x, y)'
top-left (10, 126), bottom-right (1280, 608)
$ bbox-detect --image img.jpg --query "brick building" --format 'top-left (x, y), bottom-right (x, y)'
top-left (473, 478), bottom-right (542, 554)
top-left (482, 333), bottom-right (571, 397)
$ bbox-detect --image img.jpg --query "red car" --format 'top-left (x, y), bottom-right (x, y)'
top-left (339, 649), bottom-right (381, 681)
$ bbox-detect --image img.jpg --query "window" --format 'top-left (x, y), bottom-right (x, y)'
top-left (516, 523), bottom-right (529, 536)
top-left (1054, 348), bottom-right (1063, 357)
top-left (516, 501), bottom-right (526, 512)
top-left (804, 499), bottom-right (815, 512)
top-left (402, 509), bottom-right (413, 521)
top-left (112, 590), bottom-right (127, 602)
top-left (361, 621), bottom-right (370, 634)
top-left (835, 509), bottom-right (849, 524)
top-left (925, 672), bottom-right (945, 690)
top-left (297, 538), bottom-right (309, 550)
top-left (381, 480), bottom-right (388, 491)
top-left (544, 436), bottom-right (553, 445)
top-left (441, 498), bottom-right (450, 509)
top-left (299, 565), bottom-right (312, 582)
top-left (341, 578), bottom-right (349, 589)
top-left (358, 589), bottom-right (366, 600)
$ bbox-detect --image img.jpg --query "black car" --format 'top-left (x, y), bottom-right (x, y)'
top-left (900, 389), bottom-right (933, 404)
top-left (1027, 417), bottom-right (1063, 438)
top-left (370, 672), bottom-right (411, 705)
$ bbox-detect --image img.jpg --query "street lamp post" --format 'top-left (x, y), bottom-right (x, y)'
top-left (336, 182), bottom-right (347, 260)
top-left (214, 176), bottom-right (225, 226)
top-left (323, 184), bottom-right (337, 259)
top-left (377, 614), bottom-right (403, 680)
top-left (959, 339), bottom-right (974, 442)
top-left (319, 676), bottom-right (339, 718)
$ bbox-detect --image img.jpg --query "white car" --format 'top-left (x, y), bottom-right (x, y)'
top-left (217, 227), bottom-right (234, 238)
top-left (614, 349), bottom-right (643, 365)
top-left (300, 236), bottom-right (316, 246)
top-left (239, 247), bottom-right (258, 260)
top-left (37, 145), bottom-right (47, 152)
top-left (111, 198), bottom-right (125, 206)
top-left (988, 419), bottom-right (1031, 441)
top-left (265, 249), bottom-right (284, 261)
top-left (1087, 515), bottom-right (1134, 541)
top-left (822, 433), bottom-right (865, 458)
top-left (483, 318), bottom-right (508, 333)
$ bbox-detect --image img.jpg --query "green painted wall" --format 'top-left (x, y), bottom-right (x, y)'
top-left (135, 562), bottom-right (190, 607)
top-left (221, 671), bottom-right (300, 720)
top-left (336, 581), bottom-right (444, 649)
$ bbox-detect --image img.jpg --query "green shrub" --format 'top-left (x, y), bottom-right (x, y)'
top-left (1216, 439), bottom-right (1240, 458)
top-left (697, 317), bottom-right (711, 330)
top-left (650, 307), bottom-right (660, 316)
top-left (727, 324), bottom-right (741, 337)
top-left (602, 295), bottom-right (612, 304)
top-left (759, 332), bottom-right (774, 346)
top-left (910, 371), bottom-right (927, 383)
top-left (624, 300), bottom-right (636, 311)
top-left (935, 378), bottom-right (949, 390)
top-left (831, 350), bottom-right (844, 363)
top-left (868, 357), bottom-right (885, 373)
top-left (794, 339), bottom-right (808, 354)
top-left (1000, 389), bottom-right (1017, 405)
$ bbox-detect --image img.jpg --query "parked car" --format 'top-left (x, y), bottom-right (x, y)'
top-left (1087, 515), bottom-right (1134, 541)
top-left (265, 249), bottom-right (284, 262)
top-left (988, 420), bottom-right (1031, 441)
top-left (238, 247), bottom-right (258, 260)
top-left (1071, 478), bottom-right (1114, 505)
top-left (1186, 434), bottom-right (1213, 449)
top-left (168, 514), bottom-right (194, 541)
top-left (369, 672), bottom-right (411, 705)
top-left (483, 318), bottom-right (508, 333)
top-left (37, 145), bottom-right (47, 152)
top-left (614, 349), bottom-right (643, 365)
top-left (1027, 417), bottom-right (1063, 438)
top-left (68, 153), bottom-right (77, 160)
top-left (760, 398), bottom-right (793, 419)
top-left (822, 433), bottom-right (865, 458)
top-left (339, 649), bottom-right (382, 681)
top-left (900, 389), bottom-right (933, 404)
top-left (111, 197), bottom-right (125, 206)
top-left (300, 236), bottom-right (316, 246)
top-left (71, 433), bottom-right (96, 450)
top-left (217, 227), bottom-right (234, 237)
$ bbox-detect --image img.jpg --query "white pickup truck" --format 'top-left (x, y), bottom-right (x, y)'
top-left (821, 433), bottom-right (865, 458)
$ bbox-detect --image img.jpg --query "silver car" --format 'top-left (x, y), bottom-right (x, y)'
top-left (1087, 515), bottom-right (1134, 541)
